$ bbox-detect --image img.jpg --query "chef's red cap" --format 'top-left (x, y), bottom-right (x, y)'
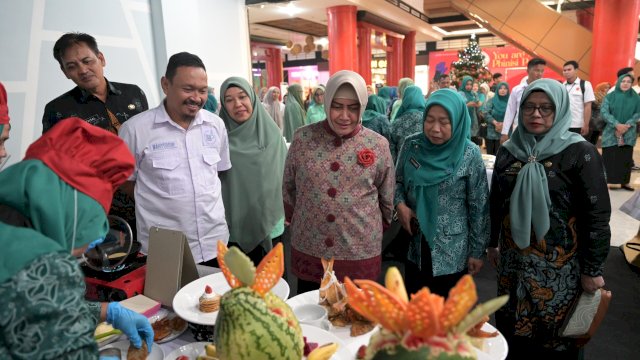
top-left (24, 117), bottom-right (134, 213)
top-left (0, 82), bottom-right (9, 125)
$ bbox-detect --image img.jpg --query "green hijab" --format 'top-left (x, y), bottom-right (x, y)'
top-left (377, 86), bottom-right (393, 105)
top-left (283, 84), bottom-right (306, 142)
top-left (203, 93), bottom-right (218, 113)
top-left (458, 76), bottom-right (477, 101)
top-left (0, 160), bottom-right (108, 282)
top-left (605, 74), bottom-right (640, 123)
top-left (401, 89), bottom-right (471, 247)
top-left (490, 82), bottom-right (510, 120)
top-left (398, 78), bottom-right (415, 99)
top-left (218, 77), bottom-right (288, 252)
top-left (307, 85), bottom-right (327, 124)
top-left (362, 94), bottom-right (387, 123)
top-left (502, 79), bottom-right (585, 249)
top-left (394, 85), bottom-right (425, 119)
top-left (390, 78), bottom-right (415, 121)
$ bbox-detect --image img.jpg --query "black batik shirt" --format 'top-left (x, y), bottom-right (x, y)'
top-left (41, 79), bottom-right (148, 133)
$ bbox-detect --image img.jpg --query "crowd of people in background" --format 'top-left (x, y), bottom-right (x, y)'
top-left (1, 30), bottom-right (639, 360)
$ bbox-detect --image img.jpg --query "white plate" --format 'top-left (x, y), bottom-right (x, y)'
top-left (100, 339), bottom-right (164, 360)
top-left (163, 341), bottom-right (210, 359)
top-left (173, 272), bottom-right (290, 325)
top-left (149, 308), bottom-right (189, 344)
top-left (287, 290), bottom-right (376, 355)
top-left (474, 323), bottom-right (509, 360)
top-left (301, 324), bottom-right (352, 359)
top-left (289, 291), bottom-right (508, 360)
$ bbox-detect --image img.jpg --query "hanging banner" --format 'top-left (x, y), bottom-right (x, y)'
top-left (429, 46), bottom-right (562, 88)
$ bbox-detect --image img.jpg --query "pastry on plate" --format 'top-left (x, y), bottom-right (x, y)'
top-left (199, 285), bottom-right (221, 313)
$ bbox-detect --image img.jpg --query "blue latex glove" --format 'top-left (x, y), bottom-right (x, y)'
top-left (87, 237), bottom-right (104, 250)
top-left (99, 357), bottom-right (120, 360)
top-left (106, 302), bottom-right (154, 350)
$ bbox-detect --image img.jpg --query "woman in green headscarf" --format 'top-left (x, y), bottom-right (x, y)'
top-left (458, 76), bottom-right (482, 146)
top-left (488, 79), bottom-right (611, 358)
top-left (389, 85), bottom-right (426, 162)
top-left (203, 87), bottom-right (218, 114)
top-left (361, 94), bottom-right (391, 141)
top-left (377, 86), bottom-right (393, 116)
top-left (283, 84), bottom-right (307, 142)
top-left (600, 74), bottom-right (640, 191)
top-left (306, 85), bottom-right (326, 124)
top-left (219, 77), bottom-right (288, 264)
top-left (394, 88), bottom-right (489, 296)
top-left (389, 77), bottom-right (414, 122)
top-left (0, 118), bottom-right (153, 359)
top-left (481, 82), bottom-right (509, 155)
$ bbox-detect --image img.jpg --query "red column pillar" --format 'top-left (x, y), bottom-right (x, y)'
top-left (327, 5), bottom-right (358, 74)
top-left (576, 9), bottom-right (594, 31)
top-left (357, 24), bottom-right (371, 84)
top-left (386, 35), bottom-right (403, 86)
top-left (402, 31), bottom-right (416, 79)
top-left (590, 0), bottom-right (640, 85)
top-left (265, 48), bottom-right (283, 88)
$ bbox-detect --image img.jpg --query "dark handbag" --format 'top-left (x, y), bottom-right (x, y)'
top-left (590, 104), bottom-right (605, 131)
top-left (560, 288), bottom-right (612, 346)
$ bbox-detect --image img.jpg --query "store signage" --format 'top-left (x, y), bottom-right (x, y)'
top-left (428, 46), bottom-right (561, 86)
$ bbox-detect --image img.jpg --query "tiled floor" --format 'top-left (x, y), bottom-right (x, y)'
top-left (608, 145), bottom-right (640, 247)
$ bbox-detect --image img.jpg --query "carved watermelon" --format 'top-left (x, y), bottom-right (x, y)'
top-left (213, 242), bottom-right (303, 360)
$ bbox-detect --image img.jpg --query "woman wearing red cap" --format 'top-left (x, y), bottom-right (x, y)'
top-left (0, 118), bottom-right (153, 358)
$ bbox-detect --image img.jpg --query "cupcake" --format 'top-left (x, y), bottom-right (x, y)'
top-left (199, 285), bottom-right (220, 313)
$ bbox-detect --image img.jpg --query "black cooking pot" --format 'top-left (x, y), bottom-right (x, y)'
top-left (83, 215), bottom-right (138, 272)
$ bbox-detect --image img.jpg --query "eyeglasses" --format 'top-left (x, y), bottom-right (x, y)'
top-left (521, 103), bottom-right (555, 116)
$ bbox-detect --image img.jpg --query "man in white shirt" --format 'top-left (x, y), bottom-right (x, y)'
top-left (500, 58), bottom-right (547, 144)
top-left (119, 52), bottom-right (231, 264)
top-left (562, 60), bottom-right (595, 136)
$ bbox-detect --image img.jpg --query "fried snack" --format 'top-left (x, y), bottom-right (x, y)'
top-left (127, 341), bottom-right (147, 360)
top-left (319, 258), bottom-right (375, 337)
top-left (152, 318), bottom-right (172, 341)
top-left (350, 321), bottom-right (375, 337)
top-left (170, 316), bottom-right (187, 332)
top-left (467, 315), bottom-right (498, 338)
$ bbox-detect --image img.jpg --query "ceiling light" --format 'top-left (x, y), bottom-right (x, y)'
top-left (278, 3), bottom-right (303, 17)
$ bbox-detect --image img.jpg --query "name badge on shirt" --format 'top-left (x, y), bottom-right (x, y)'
top-left (202, 127), bottom-right (216, 147)
top-left (410, 157), bottom-right (421, 169)
top-left (151, 141), bottom-right (177, 151)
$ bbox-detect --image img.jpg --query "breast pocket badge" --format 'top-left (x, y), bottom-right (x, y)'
top-left (202, 128), bottom-right (217, 147)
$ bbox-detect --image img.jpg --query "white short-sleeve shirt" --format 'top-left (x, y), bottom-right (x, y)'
top-left (119, 102), bottom-right (231, 262)
top-left (501, 82), bottom-right (528, 135)
top-left (564, 77), bottom-right (595, 129)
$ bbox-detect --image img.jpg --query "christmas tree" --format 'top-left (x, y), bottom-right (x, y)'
top-left (450, 35), bottom-right (492, 84)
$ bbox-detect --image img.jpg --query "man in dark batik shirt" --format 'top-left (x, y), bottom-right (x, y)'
top-left (42, 32), bottom-right (148, 238)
